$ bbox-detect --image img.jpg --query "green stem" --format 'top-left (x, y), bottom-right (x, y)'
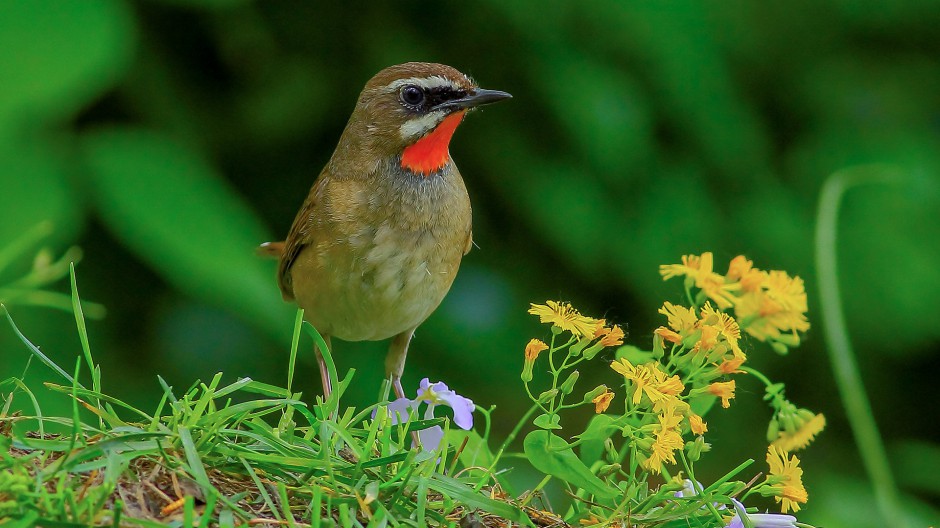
top-left (740, 366), bottom-right (773, 388)
top-left (815, 166), bottom-right (906, 528)
top-left (474, 402), bottom-right (541, 491)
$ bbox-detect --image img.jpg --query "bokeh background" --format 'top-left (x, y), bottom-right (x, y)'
top-left (2, 1), bottom-right (939, 525)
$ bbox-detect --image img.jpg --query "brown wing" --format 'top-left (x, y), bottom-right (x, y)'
top-left (277, 175), bottom-right (329, 301)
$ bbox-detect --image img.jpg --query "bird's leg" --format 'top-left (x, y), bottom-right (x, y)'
top-left (386, 328), bottom-right (416, 399)
top-left (314, 334), bottom-right (333, 400)
top-left (386, 328), bottom-right (420, 447)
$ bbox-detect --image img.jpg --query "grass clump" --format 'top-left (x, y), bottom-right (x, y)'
top-left (1, 295), bottom-right (532, 527)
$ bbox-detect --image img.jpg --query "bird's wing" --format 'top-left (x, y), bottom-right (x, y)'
top-left (277, 175), bottom-right (329, 301)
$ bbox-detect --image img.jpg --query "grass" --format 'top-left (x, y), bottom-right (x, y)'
top-left (0, 268), bottom-right (542, 527)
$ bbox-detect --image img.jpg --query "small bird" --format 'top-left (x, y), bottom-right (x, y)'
top-left (259, 62), bottom-right (510, 400)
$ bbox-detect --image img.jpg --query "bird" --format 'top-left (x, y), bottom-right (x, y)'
top-left (259, 62), bottom-right (511, 400)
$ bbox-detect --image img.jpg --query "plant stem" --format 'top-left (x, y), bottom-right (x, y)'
top-left (815, 166), bottom-right (906, 528)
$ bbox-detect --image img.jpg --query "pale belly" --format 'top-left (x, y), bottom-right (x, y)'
top-left (290, 222), bottom-right (465, 341)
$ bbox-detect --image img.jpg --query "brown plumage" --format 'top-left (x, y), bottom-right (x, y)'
top-left (261, 63), bottom-right (510, 398)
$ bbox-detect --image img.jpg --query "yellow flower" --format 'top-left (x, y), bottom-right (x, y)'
top-left (643, 404), bottom-right (684, 473)
top-left (592, 389), bottom-right (615, 413)
top-left (716, 352), bottom-right (746, 374)
top-left (610, 359), bottom-right (651, 406)
top-left (659, 302), bottom-right (698, 333)
top-left (693, 324), bottom-right (719, 354)
top-left (660, 253), bottom-right (735, 309)
top-left (524, 339), bottom-right (548, 362)
top-left (773, 413), bottom-right (826, 452)
top-left (733, 270), bottom-right (810, 347)
top-left (612, 359), bottom-right (683, 409)
top-left (528, 301), bottom-right (599, 337)
top-left (647, 366), bottom-right (685, 408)
top-left (655, 302), bottom-right (699, 344)
top-left (700, 303), bottom-right (742, 351)
top-left (726, 255), bottom-right (753, 281)
top-left (765, 446), bottom-right (809, 513)
top-left (594, 323), bottom-right (625, 347)
top-left (708, 380), bottom-right (736, 408)
top-left (689, 413), bottom-right (708, 435)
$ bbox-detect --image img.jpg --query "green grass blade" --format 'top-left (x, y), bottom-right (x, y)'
top-left (69, 264), bottom-right (99, 398)
top-left (178, 426), bottom-right (213, 493)
top-left (2, 305), bottom-right (81, 387)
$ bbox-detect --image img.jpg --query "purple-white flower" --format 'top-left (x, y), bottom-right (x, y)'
top-left (726, 499), bottom-right (798, 528)
top-left (671, 480), bottom-right (798, 528)
top-left (383, 378), bottom-right (475, 451)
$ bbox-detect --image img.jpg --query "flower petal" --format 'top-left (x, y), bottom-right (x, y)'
top-left (418, 425), bottom-right (444, 452)
top-left (385, 397), bottom-right (414, 425)
top-left (437, 390), bottom-right (475, 430)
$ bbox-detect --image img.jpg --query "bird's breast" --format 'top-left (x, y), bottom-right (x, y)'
top-left (290, 167), bottom-right (471, 342)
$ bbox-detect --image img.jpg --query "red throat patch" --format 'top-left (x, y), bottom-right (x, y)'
top-left (401, 111), bottom-right (466, 175)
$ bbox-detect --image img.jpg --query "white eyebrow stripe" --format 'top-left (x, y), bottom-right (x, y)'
top-left (399, 110), bottom-right (446, 139)
top-left (384, 75), bottom-right (457, 92)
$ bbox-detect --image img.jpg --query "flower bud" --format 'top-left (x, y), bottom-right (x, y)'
top-left (766, 417), bottom-right (780, 443)
top-left (685, 436), bottom-right (710, 462)
top-left (560, 370), bottom-right (580, 394)
top-left (521, 365), bottom-right (533, 383)
top-left (582, 342), bottom-right (605, 360)
top-left (537, 388), bottom-right (558, 403)
top-left (597, 463), bottom-right (621, 478)
top-left (582, 385), bottom-right (609, 404)
top-left (652, 334), bottom-right (665, 359)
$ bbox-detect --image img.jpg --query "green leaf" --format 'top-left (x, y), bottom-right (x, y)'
top-left (523, 430), bottom-right (615, 499)
top-left (423, 473), bottom-right (530, 525)
top-left (80, 128), bottom-right (293, 342)
top-left (446, 429), bottom-right (495, 469)
top-left (615, 345), bottom-right (654, 364)
top-left (0, 140), bottom-right (81, 264)
top-left (577, 414), bottom-right (616, 466)
top-left (0, 0), bottom-right (133, 126)
top-left (532, 413), bottom-right (561, 430)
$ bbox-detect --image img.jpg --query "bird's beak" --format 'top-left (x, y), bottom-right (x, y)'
top-left (434, 88), bottom-right (512, 112)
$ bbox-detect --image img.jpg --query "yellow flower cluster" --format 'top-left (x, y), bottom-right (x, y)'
top-left (645, 403), bottom-right (684, 471)
top-left (655, 301), bottom-right (747, 376)
top-left (610, 359), bottom-right (708, 473)
top-left (660, 253), bottom-right (810, 352)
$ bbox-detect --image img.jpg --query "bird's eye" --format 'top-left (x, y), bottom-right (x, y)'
top-left (400, 85), bottom-right (425, 106)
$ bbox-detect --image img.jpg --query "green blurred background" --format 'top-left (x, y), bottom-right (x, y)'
top-left (1, 1), bottom-right (939, 525)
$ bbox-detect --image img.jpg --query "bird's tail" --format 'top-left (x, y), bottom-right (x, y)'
top-left (256, 241), bottom-right (285, 259)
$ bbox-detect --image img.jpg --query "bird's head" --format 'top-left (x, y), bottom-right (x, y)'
top-left (348, 62), bottom-right (511, 175)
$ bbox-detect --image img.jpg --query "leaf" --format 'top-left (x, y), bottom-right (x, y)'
top-left (577, 414), bottom-right (616, 466)
top-left (423, 473), bottom-right (530, 525)
top-left (0, 141), bottom-right (81, 265)
top-left (615, 345), bottom-right (654, 364)
top-left (80, 128), bottom-right (293, 342)
top-left (0, 0), bottom-right (133, 125)
top-left (532, 413), bottom-right (561, 430)
top-left (446, 429), bottom-right (494, 469)
top-left (523, 430), bottom-right (615, 499)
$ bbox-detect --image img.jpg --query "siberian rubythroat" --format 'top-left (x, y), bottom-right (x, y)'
top-left (260, 63), bottom-right (511, 399)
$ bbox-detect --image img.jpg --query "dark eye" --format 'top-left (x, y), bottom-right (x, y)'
top-left (400, 85), bottom-right (425, 106)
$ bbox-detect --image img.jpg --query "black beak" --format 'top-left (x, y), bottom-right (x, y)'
top-left (433, 88), bottom-right (512, 112)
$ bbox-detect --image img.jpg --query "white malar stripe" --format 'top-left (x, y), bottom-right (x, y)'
top-left (385, 75), bottom-right (457, 93)
top-left (399, 110), bottom-right (445, 139)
